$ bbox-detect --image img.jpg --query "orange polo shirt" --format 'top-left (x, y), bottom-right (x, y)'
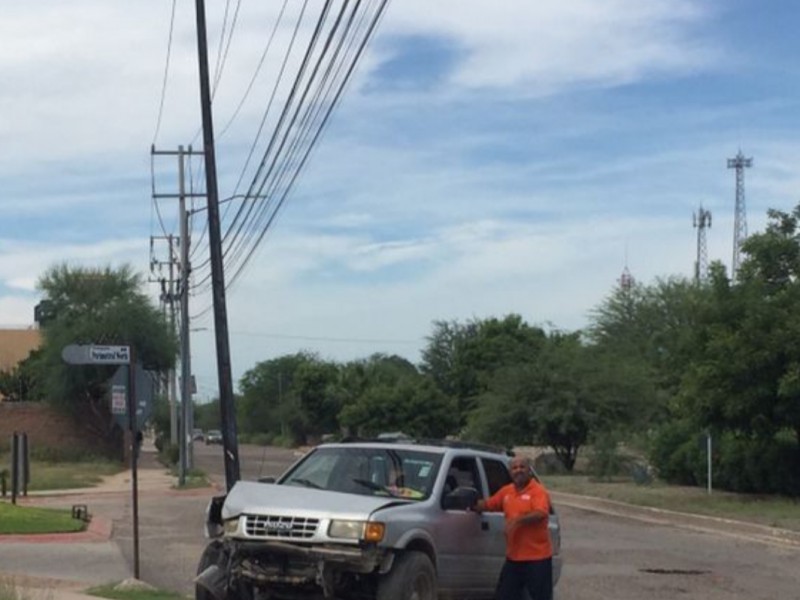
top-left (484, 479), bottom-right (552, 561)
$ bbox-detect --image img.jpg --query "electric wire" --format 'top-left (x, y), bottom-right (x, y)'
top-left (188, 0), bottom-right (291, 273)
top-left (189, 0), bottom-right (318, 289)
top-left (193, 0), bottom-right (381, 293)
top-left (191, 0), bottom-right (390, 295)
top-left (190, 0), bottom-right (309, 275)
top-left (226, 0), bottom-right (387, 288)
top-left (217, 0), bottom-right (291, 139)
top-left (151, 0), bottom-right (178, 145)
top-left (222, 0), bottom-right (365, 283)
top-left (219, 0), bottom-right (343, 275)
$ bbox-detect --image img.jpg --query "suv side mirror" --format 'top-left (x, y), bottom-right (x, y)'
top-left (442, 486), bottom-right (479, 511)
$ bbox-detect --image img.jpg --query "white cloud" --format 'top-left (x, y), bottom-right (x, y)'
top-left (383, 0), bottom-right (717, 92)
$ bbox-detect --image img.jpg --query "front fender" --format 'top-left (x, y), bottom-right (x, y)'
top-left (205, 495), bottom-right (227, 538)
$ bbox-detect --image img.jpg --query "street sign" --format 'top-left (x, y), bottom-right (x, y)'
top-left (62, 344), bottom-right (131, 365)
top-left (61, 344), bottom-right (90, 365)
top-left (89, 345), bottom-right (130, 364)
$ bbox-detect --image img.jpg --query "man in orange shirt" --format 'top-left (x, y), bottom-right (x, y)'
top-left (474, 455), bottom-right (553, 600)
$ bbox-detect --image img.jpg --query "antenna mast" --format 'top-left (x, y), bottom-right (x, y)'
top-left (693, 206), bottom-right (712, 283)
top-left (727, 150), bottom-right (752, 281)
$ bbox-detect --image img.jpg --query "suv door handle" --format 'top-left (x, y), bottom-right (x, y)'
top-left (481, 521), bottom-right (489, 531)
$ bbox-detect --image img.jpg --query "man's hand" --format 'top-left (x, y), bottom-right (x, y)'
top-left (472, 498), bottom-right (486, 513)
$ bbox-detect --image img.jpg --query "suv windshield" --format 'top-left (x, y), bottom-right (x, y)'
top-left (280, 446), bottom-right (442, 501)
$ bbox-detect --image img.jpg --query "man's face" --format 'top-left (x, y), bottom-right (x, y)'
top-left (509, 457), bottom-right (531, 487)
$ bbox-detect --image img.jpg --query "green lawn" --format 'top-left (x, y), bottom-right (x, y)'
top-left (0, 502), bottom-right (85, 535)
top-left (87, 584), bottom-right (188, 599)
top-left (544, 474), bottom-right (800, 531)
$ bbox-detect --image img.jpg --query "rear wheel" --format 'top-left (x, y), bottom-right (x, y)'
top-left (377, 551), bottom-right (436, 600)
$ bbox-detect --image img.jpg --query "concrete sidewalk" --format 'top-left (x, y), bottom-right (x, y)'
top-left (0, 449), bottom-right (193, 599)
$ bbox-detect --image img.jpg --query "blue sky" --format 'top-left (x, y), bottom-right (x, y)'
top-left (1, 1), bottom-right (799, 400)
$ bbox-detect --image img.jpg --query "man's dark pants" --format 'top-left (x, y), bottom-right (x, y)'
top-left (495, 557), bottom-right (553, 600)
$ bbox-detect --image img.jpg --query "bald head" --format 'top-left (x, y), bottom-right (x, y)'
top-left (509, 455), bottom-right (532, 489)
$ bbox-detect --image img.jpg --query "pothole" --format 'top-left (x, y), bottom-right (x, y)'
top-left (640, 568), bottom-right (711, 576)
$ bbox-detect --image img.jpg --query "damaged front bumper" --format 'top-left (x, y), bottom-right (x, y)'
top-left (226, 539), bottom-right (394, 598)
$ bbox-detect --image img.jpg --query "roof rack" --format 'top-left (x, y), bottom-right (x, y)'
top-left (338, 435), bottom-right (513, 456)
top-left (416, 438), bottom-right (514, 456)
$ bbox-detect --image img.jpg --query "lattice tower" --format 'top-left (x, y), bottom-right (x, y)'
top-left (727, 151), bottom-right (752, 280)
top-left (693, 207), bottom-right (712, 283)
top-left (619, 265), bottom-right (635, 292)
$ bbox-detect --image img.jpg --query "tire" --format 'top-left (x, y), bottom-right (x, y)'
top-left (196, 541), bottom-right (225, 600)
top-left (377, 551), bottom-right (436, 600)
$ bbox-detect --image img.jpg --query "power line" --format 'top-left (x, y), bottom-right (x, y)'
top-left (217, 0), bottom-right (291, 139)
top-left (152, 0), bottom-right (178, 145)
top-left (226, 0), bottom-right (389, 288)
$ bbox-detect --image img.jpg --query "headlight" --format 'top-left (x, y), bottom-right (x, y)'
top-left (223, 518), bottom-right (240, 536)
top-left (328, 520), bottom-right (364, 540)
top-left (328, 520), bottom-right (386, 542)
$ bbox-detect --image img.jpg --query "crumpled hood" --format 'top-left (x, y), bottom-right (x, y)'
top-left (222, 481), bottom-right (407, 521)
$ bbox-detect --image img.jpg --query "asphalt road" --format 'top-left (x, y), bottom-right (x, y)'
top-left (103, 443), bottom-right (800, 599)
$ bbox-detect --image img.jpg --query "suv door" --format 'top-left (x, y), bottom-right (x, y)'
top-left (479, 457), bottom-right (513, 584)
top-left (434, 455), bottom-right (494, 596)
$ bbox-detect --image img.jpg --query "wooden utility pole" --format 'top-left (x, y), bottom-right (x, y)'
top-left (194, 0), bottom-right (240, 489)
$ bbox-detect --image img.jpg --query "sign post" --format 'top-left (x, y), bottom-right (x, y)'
top-left (61, 343), bottom-right (140, 579)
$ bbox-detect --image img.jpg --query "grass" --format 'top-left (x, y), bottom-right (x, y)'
top-left (0, 502), bottom-right (85, 535)
top-left (26, 459), bottom-right (122, 491)
top-left (544, 474), bottom-right (800, 531)
top-left (0, 452), bottom-right (123, 492)
top-left (86, 584), bottom-right (187, 599)
top-left (169, 467), bottom-right (210, 490)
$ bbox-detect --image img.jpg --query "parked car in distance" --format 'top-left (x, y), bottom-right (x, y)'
top-left (192, 428), bottom-right (205, 442)
top-left (196, 439), bottom-right (562, 600)
top-left (204, 430), bottom-right (223, 445)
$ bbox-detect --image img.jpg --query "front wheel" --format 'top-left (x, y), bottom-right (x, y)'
top-left (377, 551), bottom-right (436, 600)
top-left (196, 541), bottom-right (226, 600)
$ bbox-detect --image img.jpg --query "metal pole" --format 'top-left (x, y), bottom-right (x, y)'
top-left (179, 145), bottom-right (194, 473)
top-left (128, 349), bottom-right (140, 579)
top-left (169, 235), bottom-right (178, 446)
top-left (706, 432), bottom-right (712, 496)
top-left (194, 0), bottom-right (240, 490)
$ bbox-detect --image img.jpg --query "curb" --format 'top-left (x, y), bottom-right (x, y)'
top-left (551, 490), bottom-right (800, 549)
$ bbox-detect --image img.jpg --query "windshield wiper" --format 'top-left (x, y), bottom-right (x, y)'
top-left (288, 478), bottom-right (322, 489)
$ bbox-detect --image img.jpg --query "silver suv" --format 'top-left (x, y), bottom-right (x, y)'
top-left (197, 440), bottom-right (562, 600)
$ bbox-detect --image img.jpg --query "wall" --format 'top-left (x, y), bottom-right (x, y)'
top-left (0, 402), bottom-right (96, 454)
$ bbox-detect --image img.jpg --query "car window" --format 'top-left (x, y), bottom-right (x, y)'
top-left (445, 456), bottom-right (482, 496)
top-left (482, 458), bottom-right (512, 496)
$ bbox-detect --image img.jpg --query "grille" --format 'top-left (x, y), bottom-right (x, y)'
top-left (244, 515), bottom-right (320, 539)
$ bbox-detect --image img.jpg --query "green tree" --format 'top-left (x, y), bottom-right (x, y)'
top-left (421, 315), bottom-right (548, 425)
top-left (466, 333), bottom-right (650, 471)
top-left (238, 353), bottom-right (311, 440)
top-left (0, 350), bottom-right (42, 402)
top-left (685, 206), bottom-right (800, 446)
top-left (32, 264), bottom-right (177, 454)
top-left (339, 376), bottom-right (457, 439)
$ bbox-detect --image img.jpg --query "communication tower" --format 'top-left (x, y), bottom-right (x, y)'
top-left (693, 206), bottom-right (712, 283)
top-left (618, 265), bottom-right (635, 292)
top-left (727, 150), bottom-right (752, 280)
